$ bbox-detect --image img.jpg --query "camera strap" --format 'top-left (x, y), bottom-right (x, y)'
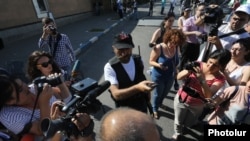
top-left (48, 33), bottom-right (62, 58)
top-left (218, 28), bottom-right (246, 39)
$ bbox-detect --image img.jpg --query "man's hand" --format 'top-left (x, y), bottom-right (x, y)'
top-left (136, 80), bottom-right (156, 93)
top-left (207, 36), bottom-right (223, 49)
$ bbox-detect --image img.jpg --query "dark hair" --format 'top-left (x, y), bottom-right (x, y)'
top-left (208, 49), bottom-right (231, 69)
top-left (232, 37), bottom-right (250, 61)
top-left (27, 51), bottom-right (62, 81)
top-left (0, 75), bottom-right (19, 110)
top-left (160, 12), bottom-right (176, 30)
top-left (42, 17), bottom-right (54, 25)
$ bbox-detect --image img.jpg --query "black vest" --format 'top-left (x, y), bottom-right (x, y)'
top-left (109, 54), bottom-right (148, 113)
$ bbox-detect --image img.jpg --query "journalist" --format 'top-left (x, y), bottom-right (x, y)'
top-left (0, 68), bottom-right (72, 140)
top-left (198, 4), bottom-right (250, 61)
top-left (172, 49), bottom-right (231, 140)
top-left (179, 2), bottom-right (207, 71)
top-left (207, 80), bottom-right (250, 125)
top-left (42, 101), bottom-right (94, 141)
top-left (38, 17), bottom-right (76, 78)
top-left (27, 51), bottom-right (73, 95)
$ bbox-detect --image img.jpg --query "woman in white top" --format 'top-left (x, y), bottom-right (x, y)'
top-left (223, 37), bottom-right (250, 86)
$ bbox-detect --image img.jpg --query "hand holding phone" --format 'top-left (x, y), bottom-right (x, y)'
top-left (147, 83), bottom-right (158, 88)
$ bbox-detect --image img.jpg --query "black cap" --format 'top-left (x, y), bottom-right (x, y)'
top-left (112, 32), bottom-right (134, 49)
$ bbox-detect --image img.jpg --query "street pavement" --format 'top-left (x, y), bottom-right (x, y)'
top-left (0, 1), bottom-right (205, 141)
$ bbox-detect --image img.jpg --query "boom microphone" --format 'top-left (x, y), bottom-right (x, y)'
top-left (83, 80), bottom-right (111, 102)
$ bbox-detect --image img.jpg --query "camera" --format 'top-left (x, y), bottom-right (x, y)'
top-left (203, 6), bottom-right (224, 25)
top-left (33, 75), bottom-right (62, 87)
top-left (182, 85), bottom-right (207, 103)
top-left (184, 61), bottom-right (200, 72)
top-left (41, 78), bottom-right (111, 139)
top-left (48, 25), bottom-right (57, 35)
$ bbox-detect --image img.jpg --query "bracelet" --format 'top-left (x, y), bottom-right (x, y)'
top-left (79, 119), bottom-right (94, 137)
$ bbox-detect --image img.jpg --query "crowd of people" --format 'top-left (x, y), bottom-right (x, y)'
top-left (1, 1), bottom-right (250, 141)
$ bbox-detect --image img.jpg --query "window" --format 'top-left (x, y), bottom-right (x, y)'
top-left (32, 0), bottom-right (49, 18)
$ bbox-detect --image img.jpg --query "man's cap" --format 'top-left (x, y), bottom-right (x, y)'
top-left (235, 4), bottom-right (250, 15)
top-left (184, 8), bottom-right (191, 11)
top-left (112, 32), bottom-right (134, 49)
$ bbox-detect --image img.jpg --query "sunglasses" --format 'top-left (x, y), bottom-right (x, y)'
top-left (37, 60), bottom-right (53, 68)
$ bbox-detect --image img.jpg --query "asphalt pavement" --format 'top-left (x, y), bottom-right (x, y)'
top-left (0, 1), bottom-right (205, 141)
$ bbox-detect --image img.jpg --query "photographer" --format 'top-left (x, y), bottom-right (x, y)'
top-left (179, 2), bottom-right (207, 71)
top-left (171, 49), bottom-right (231, 140)
top-left (198, 4), bottom-right (250, 61)
top-left (0, 69), bottom-right (72, 140)
top-left (38, 17), bottom-right (76, 79)
top-left (48, 101), bottom-right (94, 141)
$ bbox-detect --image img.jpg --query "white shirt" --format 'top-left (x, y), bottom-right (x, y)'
top-left (104, 56), bottom-right (135, 85)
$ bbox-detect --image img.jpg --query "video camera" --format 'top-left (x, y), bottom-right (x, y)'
top-left (203, 5), bottom-right (224, 36)
top-left (40, 77), bottom-right (110, 139)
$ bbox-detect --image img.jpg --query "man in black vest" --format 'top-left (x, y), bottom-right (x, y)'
top-left (104, 32), bottom-right (155, 113)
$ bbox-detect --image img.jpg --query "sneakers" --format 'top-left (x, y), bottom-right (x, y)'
top-left (153, 112), bottom-right (159, 119)
top-left (171, 134), bottom-right (181, 141)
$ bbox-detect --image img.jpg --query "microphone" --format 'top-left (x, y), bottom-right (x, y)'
top-left (71, 60), bottom-right (80, 79)
top-left (83, 81), bottom-right (110, 102)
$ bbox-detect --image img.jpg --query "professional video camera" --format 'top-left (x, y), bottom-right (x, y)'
top-left (40, 77), bottom-right (110, 139)
top-left (203, 5), bottom-right (224, 36)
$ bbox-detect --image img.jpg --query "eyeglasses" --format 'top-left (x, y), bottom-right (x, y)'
top-left (37, 60), bottom-right (53, 68)
top-left (232, 17), bottom-right (246, 22)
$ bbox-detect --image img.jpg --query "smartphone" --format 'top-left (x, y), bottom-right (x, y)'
top-left (148, 83), bottom-right (158, 88)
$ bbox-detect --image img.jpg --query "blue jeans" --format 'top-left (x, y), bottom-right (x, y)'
top-left (152, 76), bottom-right (174, 112)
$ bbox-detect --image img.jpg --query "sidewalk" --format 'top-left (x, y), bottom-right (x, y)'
top-left (0, 11), bottom-right (133, 68)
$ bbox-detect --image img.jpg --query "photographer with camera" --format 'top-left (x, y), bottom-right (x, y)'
top-left (198, 4), bottom-right (250, 61)
top-left (179, 2), bottom-right (207, 71)
top-left (38, 17), bottom-right (76, 79)
top-left (45, 101), bottom-right (94, 141)
top-left (171, 49), bottom-right (231, 140)
top-left (0, 68), bottom-right (72, 141)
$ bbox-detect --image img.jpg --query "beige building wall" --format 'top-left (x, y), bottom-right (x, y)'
top-left (0, 0), bottom-right (111, 44)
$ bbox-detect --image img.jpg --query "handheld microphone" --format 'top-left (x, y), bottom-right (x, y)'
top-left (71, 60), bottom-right (80, 79)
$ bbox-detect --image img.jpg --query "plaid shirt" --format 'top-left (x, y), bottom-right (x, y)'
top-left (38, 33), bottom-right (76, 68)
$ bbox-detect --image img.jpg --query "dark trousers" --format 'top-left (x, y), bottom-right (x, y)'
top-left (161, 7), bottom-right (164, 14)
top-left (169, 3), bottom-right (174, 13)
top-left (118, 9), bottom-right (123, 18)
top-left (179, 42), bottom-right (200, 71)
